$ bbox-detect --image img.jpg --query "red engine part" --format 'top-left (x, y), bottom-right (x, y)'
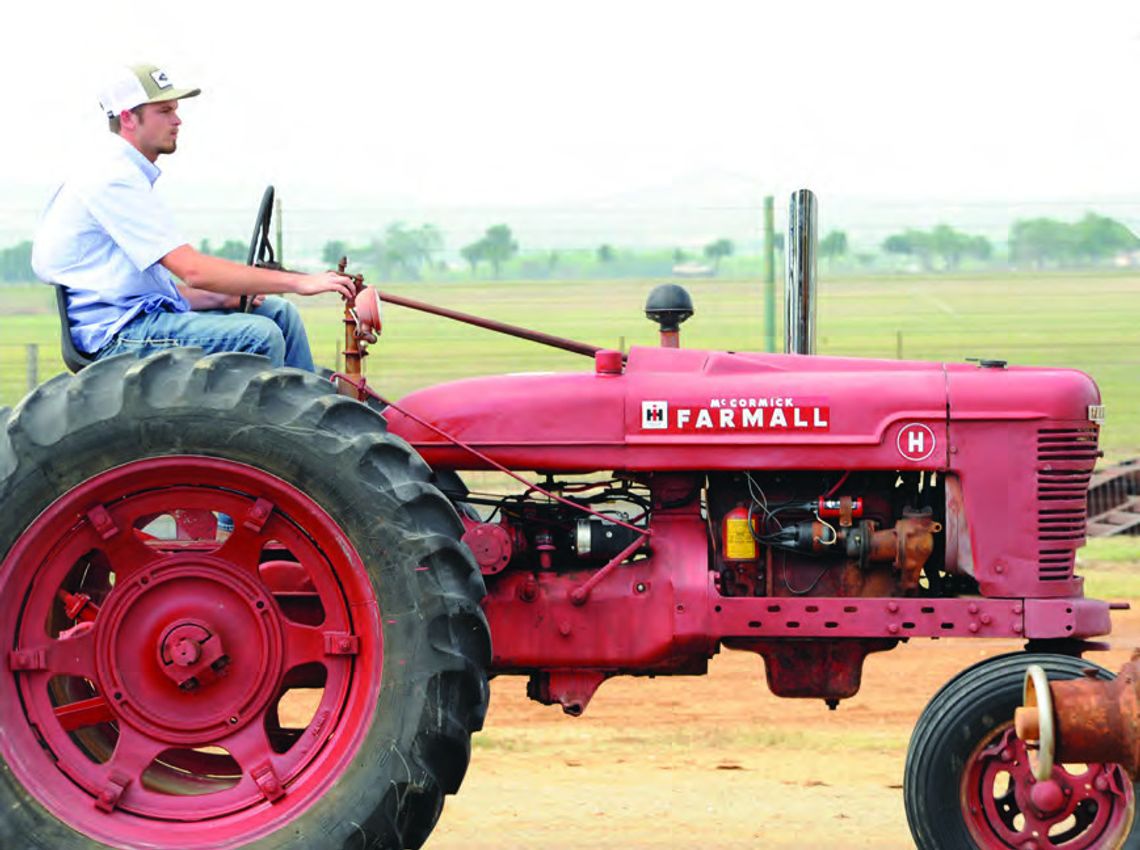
top-left (462, 522), bottom-right (514, 575)
top-left (817, 496), bottom-right (863, 521)
top-left (721, 503), bottom-right (758, 564)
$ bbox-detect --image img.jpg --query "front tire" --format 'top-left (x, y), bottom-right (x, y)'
top-left (0, 350), bottom-right (490, 850)
top-left (905, 652), bottom-right (1137, 849)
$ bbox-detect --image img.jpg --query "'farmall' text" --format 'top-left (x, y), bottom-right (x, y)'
top-left (641, 400), bottom-right (830, 432)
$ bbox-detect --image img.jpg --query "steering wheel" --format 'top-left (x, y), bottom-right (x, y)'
top-left (241, 185), bottom-right (278, 312)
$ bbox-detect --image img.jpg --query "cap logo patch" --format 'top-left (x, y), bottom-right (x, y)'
top-left (150, 69), bottom-right (172, 89)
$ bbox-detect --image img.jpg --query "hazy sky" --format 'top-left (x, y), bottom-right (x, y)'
top-left (3, 0), bottom-right (1140, 249)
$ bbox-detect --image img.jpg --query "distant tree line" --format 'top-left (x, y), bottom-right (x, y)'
top-left (1, 210), bottom-right (1136, 285)
top-left (198, 239), bottom-right (247, 261)
top-left (1008, 213), bottom-right (1139, 267)
top-left (817, 213), bottom-right (1137, 273)
top-left (0, 241), bottom-right (32, 282)
top-left (322, 222), bottom-right (443, 280)
top-left (461, 225), bottom-right (518, 277)
top-left (881, 225), bottom-right (993, 272)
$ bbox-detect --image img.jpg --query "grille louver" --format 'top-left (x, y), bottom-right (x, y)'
top-left (1036, 426), bottom-right (1098, 581)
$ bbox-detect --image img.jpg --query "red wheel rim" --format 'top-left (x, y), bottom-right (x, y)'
top-left (962, 724), bottom-right (1135, 849)
top-left (1, 457), bottom-right (382, 849)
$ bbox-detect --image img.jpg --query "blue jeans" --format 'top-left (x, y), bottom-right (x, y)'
top-left (97, 296), bottom-right (315, 371)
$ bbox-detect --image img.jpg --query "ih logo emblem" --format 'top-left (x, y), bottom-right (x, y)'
top-left (897, 423), bottom-right (936, 462)
top-left (642, 401), bottom-right (668, 430)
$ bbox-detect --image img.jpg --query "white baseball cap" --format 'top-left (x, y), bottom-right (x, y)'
top-left (97, 63), bottom-right (201, 119)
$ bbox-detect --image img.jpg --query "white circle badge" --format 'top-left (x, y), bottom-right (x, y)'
top-left (897, 423), bottom-right (936, 462)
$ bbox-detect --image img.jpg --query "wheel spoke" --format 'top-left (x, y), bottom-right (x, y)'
top-left (993, 784), bottom-right (1021, 830)
top-left (213, 498), bottom-right (277, 577)
top-left (1011, 808), bottom-right (1061, 847)
top-left (283, 622), bottom-right (328, 669)
top-left (94, 726), bottom-right (168, 812)
top-left (214, 721), bottom-right (290, 803)
top-left (52, 627), bottom-right (99, 678)
top-left (10, 627), bottom-right (99, 680)
top-left (88, 505), bottom-right (164, 582)
top-left (213, 523), bottom-right (267, 576)
top-left (216, 722), bottom-right (275, 771)
top-left (1063, 763), bottom-right (1131, 835)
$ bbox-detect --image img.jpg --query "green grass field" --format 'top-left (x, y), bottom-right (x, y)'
top-left (1, 272), bottom-right (1137, 462)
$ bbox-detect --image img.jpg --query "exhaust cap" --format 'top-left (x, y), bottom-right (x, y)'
top-left (645, 284), bottom-right (694, 333)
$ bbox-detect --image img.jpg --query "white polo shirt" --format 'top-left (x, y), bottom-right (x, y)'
top-left (32, 135), bottom-right (190, 353)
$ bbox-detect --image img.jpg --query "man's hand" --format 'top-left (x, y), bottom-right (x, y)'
top-left (294, 271), bottom-right (357, 300)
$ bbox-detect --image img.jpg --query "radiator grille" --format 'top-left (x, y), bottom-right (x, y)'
top-left (1036, 426), bottom-right (1098, 581)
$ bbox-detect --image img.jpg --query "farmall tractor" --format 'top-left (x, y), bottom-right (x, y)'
top-left (0, 190), bottom-right (1132, 850)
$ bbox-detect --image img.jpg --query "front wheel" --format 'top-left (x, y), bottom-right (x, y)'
top-left (905, 652), bottom-right (1138, 849)
top-left (0, 350), bottom-right (490, 850)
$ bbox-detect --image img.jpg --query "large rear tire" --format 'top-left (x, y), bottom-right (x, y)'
top-left (0, 350), bottom-right (490, 850)
top-left (905, 651), bottom-right (1138, 849)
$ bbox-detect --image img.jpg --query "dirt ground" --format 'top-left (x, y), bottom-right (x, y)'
top-left (426, 609), bottom-right (1140, 850)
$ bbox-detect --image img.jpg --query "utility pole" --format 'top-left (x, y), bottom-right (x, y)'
top-left (763, 195), bottom-right (776, 353)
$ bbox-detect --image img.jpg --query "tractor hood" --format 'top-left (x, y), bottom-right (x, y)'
top-left (382, 346), bottom-right (1100, 473)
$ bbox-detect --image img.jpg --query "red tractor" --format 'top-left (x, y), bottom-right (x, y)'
top-left (0, 190), bottom-right (1132, 849)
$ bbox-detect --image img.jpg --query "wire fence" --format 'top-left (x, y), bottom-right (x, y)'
top-left (0, 344), bottom-right (55, 405)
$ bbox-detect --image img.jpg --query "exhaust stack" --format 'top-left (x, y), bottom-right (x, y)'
top-left (785, 189), bottom-right (818, 355)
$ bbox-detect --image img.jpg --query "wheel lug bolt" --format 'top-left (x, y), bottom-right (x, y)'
top-left (180, 677), bottom-right (199, 691)
top-left (1000, 748), bottom-right (1012, 762)
top-left (1095, 776), bottom-right (1109, 791)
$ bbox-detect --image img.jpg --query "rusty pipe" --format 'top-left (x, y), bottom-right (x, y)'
top-left (377, 290), bottom-right (604, 359)
top-left (1015, 651), bottom-right (1140, 780)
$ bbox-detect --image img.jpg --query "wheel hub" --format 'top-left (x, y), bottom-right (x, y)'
top-left (1029, 778), bottom-right (1067, 816)
top-left (95, 556), bottom-right (283, 744)
top-left (157, 620), bottom-right (227, 690)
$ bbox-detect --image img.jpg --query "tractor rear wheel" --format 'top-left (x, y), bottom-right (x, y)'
top-left (905, 651), bottom-right (1138, 849)
top-left (0, 350), bottom-right (490, 850)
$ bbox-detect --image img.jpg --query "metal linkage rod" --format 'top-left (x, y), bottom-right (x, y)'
top-left (377, 291), bottom-right (603, 359)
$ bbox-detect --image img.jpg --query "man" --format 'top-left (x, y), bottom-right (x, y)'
top-left (32, 63), bottom-right (354, 370)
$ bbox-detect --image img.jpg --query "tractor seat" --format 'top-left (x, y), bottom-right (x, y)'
top-left (54, 285), bottom-right (96, 373)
